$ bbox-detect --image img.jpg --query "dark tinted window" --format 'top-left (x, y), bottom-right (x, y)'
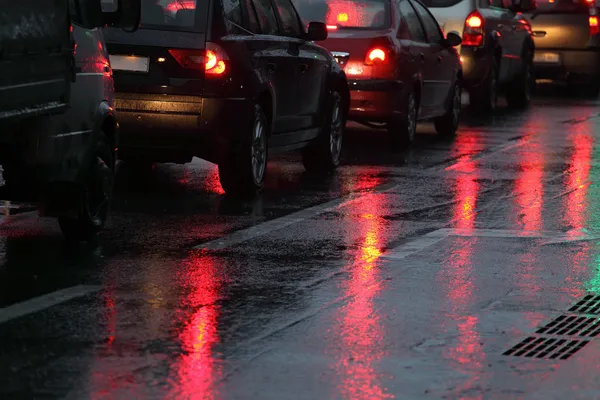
top-left (141, 0), bottom-right (198, 28)
top-left (399, 0), bottom-right (427, 41)
top-left (223, 0), bottom-right (244, 33)
top-left (241, 0), bottom-right (262, 32)
top-left (292, 0), bottom-right (391, 30)
top-left (274, 0), bottom-right (304, 36)
top-left (253, 0), bottom-right (280, 34)
top-left (419, 0), bottom-right (463, 7)
top-left (411, 0), bottom-right (443, 43)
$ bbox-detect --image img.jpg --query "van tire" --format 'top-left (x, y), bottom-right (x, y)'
top-left (471, 59), bottom-right (498, 113)
top-left (218, 104), bottom-right (268, 197)
top-left (507, 57), bottom-right (534, 109)
top-left (58, 133), bottom-right (114, 241)
top-left (302, 90), bottom-right (344, 172)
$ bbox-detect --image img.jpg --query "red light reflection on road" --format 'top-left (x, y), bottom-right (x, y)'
top-left (333, 180), bottom-right (393, 400)
top-left (440, 132), bottom-right (486, 396)
top-left (203, 165), bottom-right (225, 195)
top-left (513, 135), bottom-right (545, 231)
top-left (450, 132), bottom-right (482, 231)
top-left (563, 127), bottom-right (593, 232)
top-left (170, 251), bottom-right (222, 399)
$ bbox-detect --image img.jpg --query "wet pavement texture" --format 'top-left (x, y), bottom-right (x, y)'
top-left (2, 87), bottom-right (600, 399)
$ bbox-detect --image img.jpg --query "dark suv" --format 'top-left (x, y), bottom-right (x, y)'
top-left (525, 0), bottom-right (600, 94)
top-left (104, 0), bottom-right (350, 196)
top-left (425, 0), bottom-right (537, 112)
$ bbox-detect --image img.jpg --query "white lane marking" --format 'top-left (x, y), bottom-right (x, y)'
top-left (382, 229), bottom-right (450, 260)
top-left (194, 183), bottom-right (400, 250)
top-left (0, 285), bottom-right (101, 325)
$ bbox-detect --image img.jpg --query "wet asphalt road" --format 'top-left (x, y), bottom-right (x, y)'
top-left (2, 85), bottom-right (600, 399)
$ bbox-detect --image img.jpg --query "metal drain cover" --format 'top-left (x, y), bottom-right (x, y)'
top-left (503, 336), bottom-right (589, 360)
top-left (537, 315), bottom-right (600, 337)
top-left (569, 294), bottom-right (600, 315)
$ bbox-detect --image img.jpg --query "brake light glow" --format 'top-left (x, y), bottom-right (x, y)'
top-left (169, 43), bottom-right (228, 76)
top-left (366, 48), bottom-right (386, 64)
top-left (337, 13), bottom-right (349, 22)
top-left (327, 25), bottom-right (338, 30)
top-left (463, 11), bottom-right (484, 47)
top-left (466, 15), bottom-right (482, 28)
top-left (590, 15), bottom-right (599, 35)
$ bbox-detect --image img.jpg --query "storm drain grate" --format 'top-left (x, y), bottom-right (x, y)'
top-left (503, 336), bottom-right (589, 360)
top-left (569, 294), bottom-right (600, 315)
top-left (536, 315), bottom-right (600, 337)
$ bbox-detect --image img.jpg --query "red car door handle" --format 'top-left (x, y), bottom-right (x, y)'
top-left (267, 63), bottom-right (276, 73)
top-left (299, 64), bottom-right (308, 73)
top-left (420, 53), bottom-right (425, 62)
top-left (437, 56), bottom-right (442, 64)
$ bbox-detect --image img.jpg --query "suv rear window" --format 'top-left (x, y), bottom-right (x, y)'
top-left (533, 0), bottom-right (590, 12)
top-left (419, 0), bottom-right (463, 8)
top-left (142, 0), bottom-right (199, 28)
top-left (292, 0), bottom-right (391, 29)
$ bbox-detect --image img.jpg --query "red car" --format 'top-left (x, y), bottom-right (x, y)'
top-left (294, 0), bottom-right (463, 145)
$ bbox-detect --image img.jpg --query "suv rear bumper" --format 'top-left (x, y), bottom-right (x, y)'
top-left (115, 93), bottom-right (252, 164)
top-left (534, 49), bottom-right (600, 82)
top-left (346, 79), bottom-right (404, 122)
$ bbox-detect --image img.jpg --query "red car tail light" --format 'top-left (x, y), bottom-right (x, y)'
top-left (590, 15), bottom-right (599, 35)
top-left (168, 42), bottom-right (228, 75)
top-left (463, 10), bottom-right (484, 47)
top-left (365, 47), bottom-right (387, 65)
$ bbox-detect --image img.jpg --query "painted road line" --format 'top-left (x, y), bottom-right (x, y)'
top-left (0, 285), bottom-right (101, 325)
top-left (382, 229), bottom-right (450, 260)
top-left (194, 183), bottom-right (401, 250)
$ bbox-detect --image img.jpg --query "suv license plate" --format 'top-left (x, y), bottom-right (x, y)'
top-left (109, 55), bottom-right (150, 72)
top-left (534, 52), bottom-right (559, 64)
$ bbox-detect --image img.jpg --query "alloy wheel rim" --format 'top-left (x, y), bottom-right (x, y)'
top-left (85, 156), bottom-right (111, 226)
top-left (490, 73), bottom-right (497, 110)
top-left (408, 95), bottom-right (416, 141)
top-left (452, 84), bottom-right (461, 127)
top-left (251, 117), bottom-right (267, 184)
top-left (329, 96), bottom-right (343, 163)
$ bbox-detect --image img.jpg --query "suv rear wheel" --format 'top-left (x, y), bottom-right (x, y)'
top-left (58, 132), bottom-right (114, 241)
top-left (219, 103), bottom-right (268, 197)
top-left (507, 56), bottom-right (534, 109)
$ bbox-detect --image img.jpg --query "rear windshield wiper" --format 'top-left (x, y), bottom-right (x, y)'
top-left (227, 20), bottom-right (255, 35)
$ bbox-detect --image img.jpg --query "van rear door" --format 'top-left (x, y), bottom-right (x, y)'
top-left (525, 0), bottom-right (595, 52)
top-left (104, 0), bottom-right (210, 96)
top-left (0, 0), bottom-right (72, 121)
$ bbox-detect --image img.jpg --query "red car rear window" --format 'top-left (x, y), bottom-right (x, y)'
top-left (293, 0), bottom-right (391, 29)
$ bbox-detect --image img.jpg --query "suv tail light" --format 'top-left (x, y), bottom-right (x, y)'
top-left (365, 47), bottom-right (388, 65)
top-left (463, 10), bottom-right (484, 47)
top-left (168, 42), bottom-right (228, 76)
top-left (590, 15), bottom-right (599, 35)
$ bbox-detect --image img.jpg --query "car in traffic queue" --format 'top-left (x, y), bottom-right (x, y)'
top-left (293, 0), bottom-right (463, 146)
top-left (424, 0), bottom-right (537, 112)
top-left (523, 0), bottom-right (600, 95)
top-left (0, 0), bottom-right (141, 240)
top-left (104, 0), bottom-right (350, 197)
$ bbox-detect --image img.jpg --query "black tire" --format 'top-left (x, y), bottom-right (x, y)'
top-left (302, 90), bottom-right (344, 172)
top-left (434, 80), bottom-right (461, 137)
top-left (388, 90), bottom-right (417, 147)
top-left (58, 133), bottom-right (114, 241)
top-left (119, 157), bottom-right (155, 174)
top-left (506, 56), bottom-right (534, 109)
top-left (218, 103), bottom-right (268, 197)
top-left (471, 59), bottom-right (498, 113)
